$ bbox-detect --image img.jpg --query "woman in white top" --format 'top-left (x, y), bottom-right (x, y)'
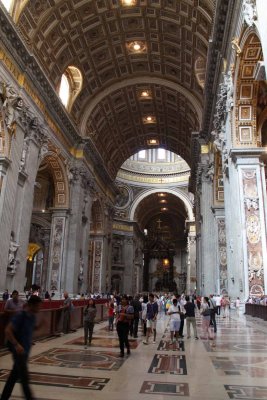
top-left (167, 298), bottom-right (181, 349)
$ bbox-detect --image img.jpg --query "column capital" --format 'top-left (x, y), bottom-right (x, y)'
top-left (230, 148), bottom-right (265, 165)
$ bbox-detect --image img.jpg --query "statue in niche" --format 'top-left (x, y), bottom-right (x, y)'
top-left (115, 186), bottom-right (129, 208)
top-left (112, 243), bottom-right (121, 264)
top-left (39, 140), bottom-right (49, 160)
top-left (78, 256), bottom-right (84, 282)
top-left (205, 162), bottom-right (214, 182)
top-left (19, 135), bottom-right (30, 171)
top-left (8, 232), bottom-right (20, 273)
top-left (242, 0), bottom-right (257, 27)
top-left (2, 84), bottom-right (23, 136)
top-left (224, 70), bottom-right (234, 112)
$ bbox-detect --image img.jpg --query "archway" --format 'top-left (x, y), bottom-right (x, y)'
top-left (131, 190), bottom-right (194, 293)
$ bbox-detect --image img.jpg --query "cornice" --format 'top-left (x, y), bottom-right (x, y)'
top-left (190, 0), bottom-right (237, 194)
top-left (201, 0), bottom-right (236, 138)
top-left (0, 5), bottom-right (113, 187)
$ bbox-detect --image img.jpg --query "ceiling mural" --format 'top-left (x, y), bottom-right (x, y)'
top-left (17, 0), bottom-right (215, 178)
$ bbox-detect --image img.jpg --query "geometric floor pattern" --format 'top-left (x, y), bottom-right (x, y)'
top-left (65, 336), bottom-right (139, 348)
top-left (29, 348), bottom-right (126, 370)
top-left (148, 354), bottom-right (187, 375)
top-left (1, 308), bottom-right (267, 400)
top-left (0, 369), bottom-right (109, 390)
top-left (140, 381), bottom-right (190, 396)
top-left (157, 339), bottom-right (185, 351)
top-left (224, 384), bottom-right (267, 399)
top-left (210, 355), bottom-right (267, 377)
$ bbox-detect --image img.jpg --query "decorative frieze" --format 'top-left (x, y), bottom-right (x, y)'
top-left (50, 217), bottom-right (66, 292)
top-left (217, 219), bottom-right (228, 294)
top-left (93, 240), bottom-right (102, 293)
top-left (242, 169), bottom-right (264, 296)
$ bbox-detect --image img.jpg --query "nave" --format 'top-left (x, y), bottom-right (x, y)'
top-left (1, 309), bottom-right (267, 400)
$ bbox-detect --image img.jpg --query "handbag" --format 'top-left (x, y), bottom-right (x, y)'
top-left (202, 308), bottom-right (211, 316)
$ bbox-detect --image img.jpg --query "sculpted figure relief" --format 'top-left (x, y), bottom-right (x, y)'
top-left (242, 0), bottom-right (257, 27)
top-left (8, 232), bottom-right (20, 273)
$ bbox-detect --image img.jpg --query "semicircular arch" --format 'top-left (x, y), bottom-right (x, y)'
top-left (40, 152), bottom-right (70, 208)
top-left (129, 188), bottom-right (194, 222)
top-left (233, 29), bottom-right (263, 147)
top-left (80, 76), bottom-right (203, 134)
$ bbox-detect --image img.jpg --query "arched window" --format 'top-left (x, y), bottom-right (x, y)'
top-left (58, 66), bottom-right (83, 111)
top-left (157, 148), bottom-right (166, 160)
top-left (2, 0), bottom-right (13, 12)
top-left (59, 74), bottom-right (70, 107)
top-left (138, 150), bottom-right (146, 159)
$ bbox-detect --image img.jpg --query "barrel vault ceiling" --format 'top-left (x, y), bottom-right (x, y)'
top-left (134, 192), bottom-right (187, 241)
top-left (17, 0), bottom-right (215, 179)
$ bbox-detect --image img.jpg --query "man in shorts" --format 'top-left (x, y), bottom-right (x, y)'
top-left (143, 293), bottom-right (158, 344)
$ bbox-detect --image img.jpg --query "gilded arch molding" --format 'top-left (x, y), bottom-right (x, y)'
top-left (234, 30), bottom-right (263, 147)
top-left (41, 151), bottom-right (69, 209)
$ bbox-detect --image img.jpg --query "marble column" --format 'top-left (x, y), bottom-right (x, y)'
top-left (123, 236), bottom-right (134, 294)
top-left (47, 209), bottom-right (68, 297)
top-left (99, 204), bottom-right (113, 293)
top-left (227, 149), bottom-right (267, 299)
top-left (63, 166), bottom-right (93, 295)
top-left (11, 126), bottom-right (46, 292)
top-left (199, 165), bottom-right (217, 296)
top-left (0, 102), bottom-right (26, 291)
top-left (213, 211), bottom-right (227, 295)
top-left (186, 235), bottom-right (196, 294)
top-left (41, 230), bottom-right (51, 291)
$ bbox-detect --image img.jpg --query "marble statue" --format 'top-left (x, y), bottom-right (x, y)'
top-left (242, 0), bottom-right (257, 27)
top-left (8, 233), bottom-right (20, 273)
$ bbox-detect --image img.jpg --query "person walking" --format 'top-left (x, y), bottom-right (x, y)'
top-left (62, 291), bottom-right (72, 334)
top-left (141, 295), bottom-right (148, 337)
top-left (83, 298), bottom-right (97, 348)
top-left (131, 295), bottom-right (142, 338)
top-left (184, 295), bottom-right (198, 339)
top-left (177, 295), bottom-right (185, 338)
top-left (116, 295), bottom-right (134, 357)
top-left (143, 293), bottom-right (158, 345)
top-left (2, 289), bottom-right (9, 301)
top-left (4, 290), bottom-right (25, 317)
top-left (201, 297), bottom-right (215, 345)
top-left (209, 294), bottom-right (217, 333)
top-left (107, 300), bottom-right (115, 331)
top-left (167, 298), bottom-right (181, 350)
top-left (235, 297), bottom-right (241, 313)
top-left (0, 295), bottom-right (42, 400)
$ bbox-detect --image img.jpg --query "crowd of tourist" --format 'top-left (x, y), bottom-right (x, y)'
top-left (0, 288), bottom-right (246, 399)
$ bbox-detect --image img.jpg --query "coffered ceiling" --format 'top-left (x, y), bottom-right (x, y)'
top-left (17, 0), bottom-right (215, 179)
top-left (134, 192), bottom-right (187, 231)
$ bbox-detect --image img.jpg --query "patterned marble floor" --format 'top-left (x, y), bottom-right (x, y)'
top-left (1, 306), bottom-right (267, 399)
